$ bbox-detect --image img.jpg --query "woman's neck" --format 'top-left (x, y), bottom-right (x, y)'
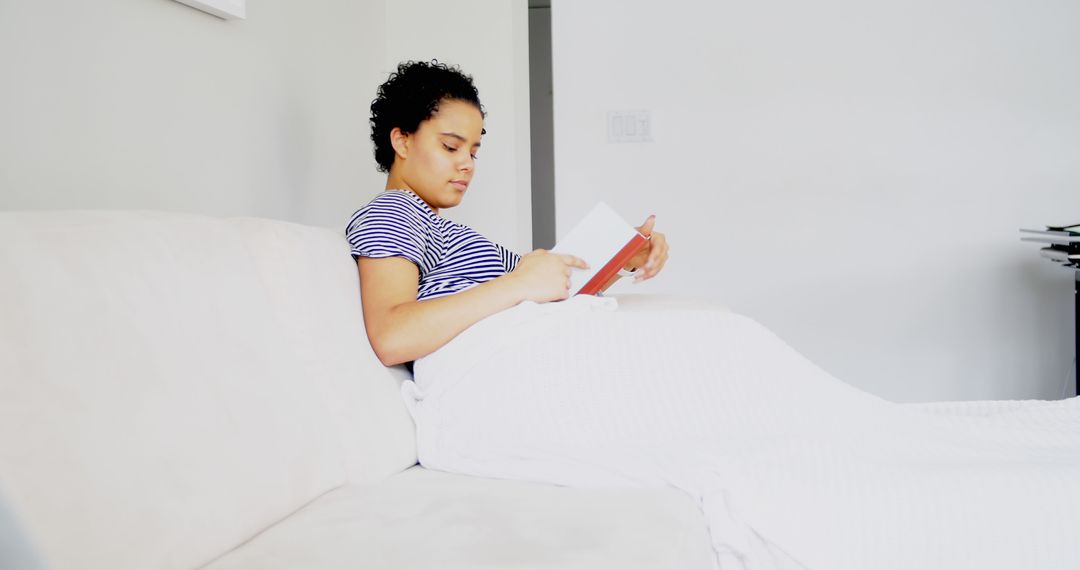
top-left (384, 170), bottom-right (410, 194)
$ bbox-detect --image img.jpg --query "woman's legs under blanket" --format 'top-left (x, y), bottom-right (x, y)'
top-left (407, 300), bottom-right (1080, 570)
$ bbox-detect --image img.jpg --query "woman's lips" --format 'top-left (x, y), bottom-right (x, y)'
top-left (450, 180), bottom-right (469, 192)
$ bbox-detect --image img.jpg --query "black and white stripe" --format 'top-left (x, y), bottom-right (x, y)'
top-left (346, 190), bottom-right (521, 301)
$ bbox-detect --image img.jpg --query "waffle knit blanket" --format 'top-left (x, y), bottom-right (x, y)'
top-left (402, 296), bottom-right (1080, 570)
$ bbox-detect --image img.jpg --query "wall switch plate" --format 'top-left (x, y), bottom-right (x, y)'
top-left (607, 110), bottom-right (652, 143)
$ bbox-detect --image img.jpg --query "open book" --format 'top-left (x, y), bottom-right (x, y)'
top-left (550, 202), bottom-right (650, 296)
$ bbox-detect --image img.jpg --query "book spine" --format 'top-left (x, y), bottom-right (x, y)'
top-left (577, 234), bottom-right (650, 296)
top-left (1050, 243), bottom-right (1080, 254)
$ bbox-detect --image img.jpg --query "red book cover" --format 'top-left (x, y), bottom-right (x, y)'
top-left (577, 233), bottom-right (649, 295)
top-left (550, 202), bottom-right (650, 296)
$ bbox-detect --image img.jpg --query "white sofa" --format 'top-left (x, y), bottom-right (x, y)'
top-left (0, 211), bottom-right (716, 570)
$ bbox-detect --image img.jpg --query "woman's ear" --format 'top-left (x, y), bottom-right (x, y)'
top-left (390, 128), bottom-right (410, 161)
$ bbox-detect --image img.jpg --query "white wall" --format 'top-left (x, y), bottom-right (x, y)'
top-left (0, 0), bottom-right (532, 252)
top-left (0, 0), bottom-right (383, 228)
top-left (385, 0), bottom-right (532, 252)
top-left (552, 0), bottom-right (1080, 401)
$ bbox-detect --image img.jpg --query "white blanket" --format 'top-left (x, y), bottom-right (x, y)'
top-left (402, 296), bottom-right (1080, 570)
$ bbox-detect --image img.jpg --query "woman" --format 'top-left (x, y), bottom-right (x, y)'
top-left (349, 62), bottom-right (1080, 570)
top-left (346, 60), bottom-right (669, 367)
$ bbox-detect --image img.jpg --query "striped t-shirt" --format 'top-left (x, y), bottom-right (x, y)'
top-left (346, 190), bottom-right (521, 301)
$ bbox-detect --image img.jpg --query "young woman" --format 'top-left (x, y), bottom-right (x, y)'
top-left (346, 62), bottom-right (1080, 570)
top-left (346, 60), bottom-right (669, 367)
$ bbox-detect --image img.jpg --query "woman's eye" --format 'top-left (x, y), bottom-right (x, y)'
top-left (470, 153), bottom-right (479, 160)
top-left (443, 144), bottom-right (458, 152)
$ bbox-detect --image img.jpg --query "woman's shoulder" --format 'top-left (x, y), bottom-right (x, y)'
top-left (366, 189), bottom-right (434, 215)
top-left (347, 190), bottom-right (436, 232)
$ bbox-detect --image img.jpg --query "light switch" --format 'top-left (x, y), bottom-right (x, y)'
top-left (607, 110), bottom-right (652, 143)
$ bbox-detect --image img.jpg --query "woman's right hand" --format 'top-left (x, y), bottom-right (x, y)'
top-left (507, 249), bottom-right (589, 303)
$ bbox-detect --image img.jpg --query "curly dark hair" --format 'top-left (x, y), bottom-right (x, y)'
top-left (369, 60), bottom-right (485, 173)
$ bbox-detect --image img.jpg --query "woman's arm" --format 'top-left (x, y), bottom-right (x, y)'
top-left (358, 257), bottom-right (518, 365)
top-left (358, 250), bottom-right (587, 366)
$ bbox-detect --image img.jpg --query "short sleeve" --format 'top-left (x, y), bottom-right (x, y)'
top-left (496, 243), bottom-right (521, 273)
top-left (345, 192), bottom-right (431, 270)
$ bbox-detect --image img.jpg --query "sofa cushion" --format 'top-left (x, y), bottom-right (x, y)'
top-left (226, 216), bottom-right (417, 482)
top-left (203, 465), bottom-right (717, 570)
top-left (0, 211), bottom-right (415, 569)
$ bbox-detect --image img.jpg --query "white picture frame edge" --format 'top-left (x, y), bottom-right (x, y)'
top-left (173, 0), bottom-right (246, 20)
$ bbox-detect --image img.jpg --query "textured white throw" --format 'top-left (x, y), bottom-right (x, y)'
top-left (402, 296), bottom-right (1080, 570)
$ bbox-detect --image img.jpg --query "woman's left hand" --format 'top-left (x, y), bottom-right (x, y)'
top-left (625, 215), bottom-right (669, 282)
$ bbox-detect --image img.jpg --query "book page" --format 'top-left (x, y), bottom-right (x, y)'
top-left (551, 202), bottom-right (643, 295)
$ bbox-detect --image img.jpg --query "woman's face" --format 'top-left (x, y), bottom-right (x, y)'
top-left (390, 98), bottom-right (484, 213)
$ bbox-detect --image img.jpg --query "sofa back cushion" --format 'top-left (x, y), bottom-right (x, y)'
top-left (0, 211), bottom-right (416, 569)
top-left (224, 216), bottom-right (418, 482)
